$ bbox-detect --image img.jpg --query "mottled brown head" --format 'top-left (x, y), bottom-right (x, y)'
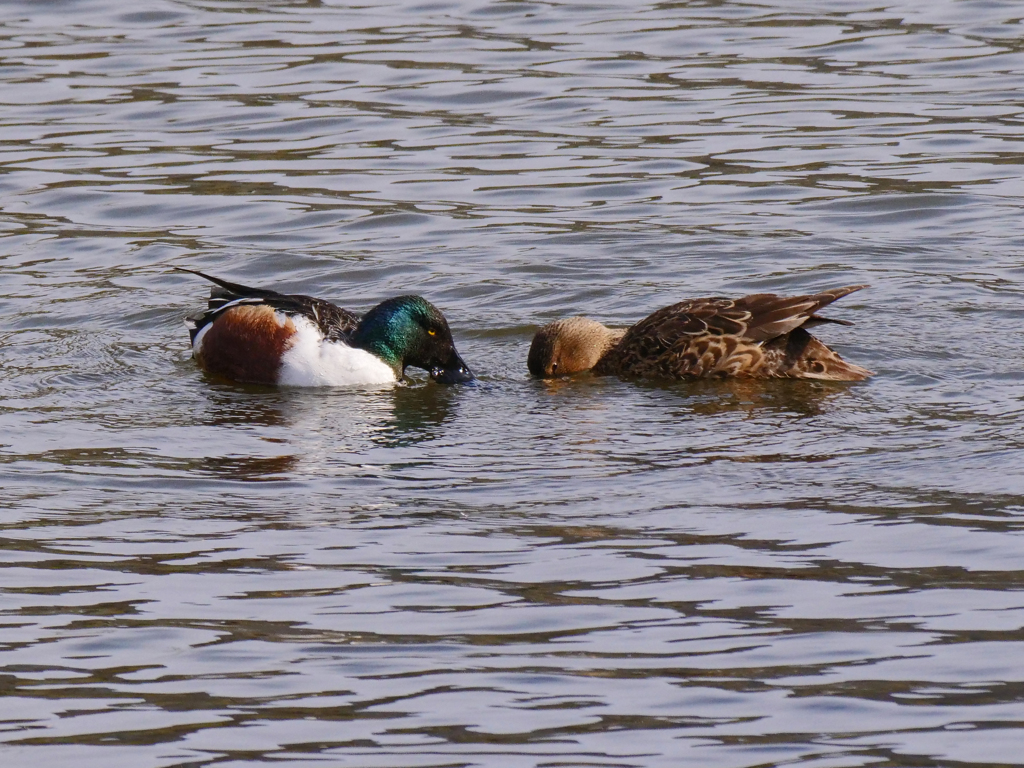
top-left (527, 317), bottom-right (624, 377)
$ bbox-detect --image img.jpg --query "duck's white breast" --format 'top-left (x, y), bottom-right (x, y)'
top-left (278, 317), bottom-right (397, 387)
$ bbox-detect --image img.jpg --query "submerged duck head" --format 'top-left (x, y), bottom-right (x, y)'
top-left (352, 295), bottom-right (474, 384)
top-left (528, 317), bottom-right (625, 378)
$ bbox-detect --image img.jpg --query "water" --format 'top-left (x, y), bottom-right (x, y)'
top-left (2, 0), bottom-right (1024, 765)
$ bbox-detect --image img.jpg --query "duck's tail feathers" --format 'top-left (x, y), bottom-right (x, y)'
top-left (806, 354), bottom-right (873, 381)
top-left (741, 284), bottom-right (868, 342)
top-left (788, 332), bottom-right (873, 381)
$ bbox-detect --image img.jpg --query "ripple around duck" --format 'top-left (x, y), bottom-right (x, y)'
top-left (4, 0), bottom-right (1024, 766)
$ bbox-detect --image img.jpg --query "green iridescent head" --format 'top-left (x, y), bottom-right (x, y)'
top-left (351, 295), bottom-right (474, 384)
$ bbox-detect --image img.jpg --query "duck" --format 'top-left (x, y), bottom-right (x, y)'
top-left (528, 285), bottom-right (872, 381)
top-left (177, 268), bottom-right (473, 386)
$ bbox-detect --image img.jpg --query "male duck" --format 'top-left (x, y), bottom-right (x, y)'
top-left (178, 268), bottom-right (473, 386)
top-left (528, 285), bottom-right (872, 381)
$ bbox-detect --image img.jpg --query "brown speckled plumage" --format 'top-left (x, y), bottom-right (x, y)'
top-left (529, 286), bottom-right (872, 381)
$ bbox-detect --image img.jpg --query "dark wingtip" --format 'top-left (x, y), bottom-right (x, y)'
top-left (174, 266), bottom-right (228, 286)
top-left (826, 284), bottom-right (870, 299)
top-left (175, 268), bottom-right (273, 302)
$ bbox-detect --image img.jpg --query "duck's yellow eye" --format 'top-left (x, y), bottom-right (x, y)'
top-left (427, 328), bottom-right (437, 336)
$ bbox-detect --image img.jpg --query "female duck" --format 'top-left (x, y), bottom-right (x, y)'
top-left (179, 268), bottom-right (473, 386)
top-left (528, 285), bottom-right (872, 381)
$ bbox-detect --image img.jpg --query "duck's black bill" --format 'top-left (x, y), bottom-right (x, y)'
top-left (430, 355), bottom-right (474, 385)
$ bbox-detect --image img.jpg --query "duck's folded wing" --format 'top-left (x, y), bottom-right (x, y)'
top-left (178, 268), bottom-right (360, 344)
top-left (730, 285), bottom-right (866, 342)
top-left (628, 285), bottom-right (867, 347)
top-left (294, 298), bottom-right (361, 342)
top-left (600, 286), bottom-right (867, 376)
top-left (599, 299), bottom-right (746, 376)
top-left (176, 267), bottom-right (294, 309)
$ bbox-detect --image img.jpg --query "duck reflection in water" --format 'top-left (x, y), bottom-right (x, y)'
top-left (191, 379), bottom-right (461, 482)
top-left (192, 453), bottom-right (301, 481)
top-left (644, 376), bottom-right (860, 418)
top-left (536, 372), bottom-right (857, 419)
top-left (370, 378), bottom-right (462, 447)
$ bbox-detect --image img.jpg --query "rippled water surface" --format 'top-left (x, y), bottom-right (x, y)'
top-left (3, 1), bottom-right (1024, 765)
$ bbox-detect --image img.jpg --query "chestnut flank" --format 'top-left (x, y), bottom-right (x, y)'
top-left (195, 304), bottom-right (297, 384)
